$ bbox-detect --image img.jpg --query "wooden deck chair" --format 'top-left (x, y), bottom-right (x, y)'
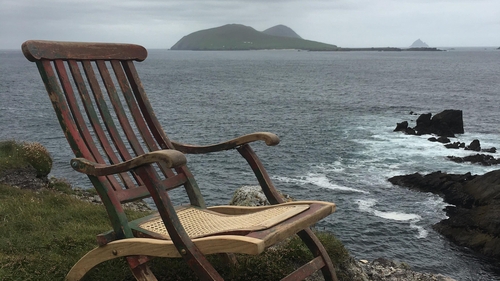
top-left (22, 40), bottom-right (338, 281)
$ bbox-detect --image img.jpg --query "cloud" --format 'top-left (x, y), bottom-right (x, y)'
top-left (1, 0), bottom-right (499, 49)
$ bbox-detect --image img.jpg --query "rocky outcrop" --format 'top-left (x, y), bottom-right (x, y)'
top-left (413, 110), bottom-right (464, 137)
top-left (358, 258), bottom-right (455, 281)
top-left (448, 154), bottom-right (500, 166)
top-left (229, 185), bottom-right (293, 206)
top-left (388, 170), bottom-right (500, 259)
top-left (0, 166), bottom-right (49, 190)
top-left (395, 110), bottom-right (464, 137)
top-left (410, 39), bottom-right (429, 48)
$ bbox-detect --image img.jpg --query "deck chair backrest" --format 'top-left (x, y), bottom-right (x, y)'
top-left (22, 40), bottom-right (205, 237)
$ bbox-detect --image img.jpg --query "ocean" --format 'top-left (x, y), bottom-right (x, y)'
top-left (1, 47), bottom-right (499, 280)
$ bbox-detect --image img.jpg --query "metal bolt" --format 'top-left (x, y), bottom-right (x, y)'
top-left (112, 249), bottom-right (118, 256)
top-left (180, 249), bottom-right (187, 255)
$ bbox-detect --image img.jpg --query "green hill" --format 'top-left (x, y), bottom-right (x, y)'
top-left (170, 24), bottom-right (338, 51)
top-left (262, 24), bottom-right (302, 39)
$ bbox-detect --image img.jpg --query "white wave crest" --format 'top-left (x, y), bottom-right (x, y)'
top-left (355, 199), bottom-right (427, 238)
top-left (274, 173), bottom-right (369, 194)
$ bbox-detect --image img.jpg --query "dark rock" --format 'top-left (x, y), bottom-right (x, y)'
top-left (437, 136), bottom-right (450, 143)
top-left (447, 156), bottom-right (463, 163)
top-left (482, 147), bottom-right (497, 153)
top-left (404, 127), bottom-right (417, 135)
top-left (431, 109), bottom-right (464, 136)
top-left (394, 121), bottom-right (416, 135)
top-left (448, 154), bottom-right (500, 166)
top-left (407, 110), bottom-right (464, 137)
top-left (428, 137), bottom-right (438, 142)
top-left (465, 139), bottom-right (481, 151)
top-left (388, 170), bottom-right (500, 259)
top-left (444, 142), bottom-right (464, 149)
top-left (394, 121), bottom-right (409, 132)
top-left (414, 113), bottom-right (432, 135)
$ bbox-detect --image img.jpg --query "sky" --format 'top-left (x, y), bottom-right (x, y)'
top-left (1, 0), bottom-right (499, 50)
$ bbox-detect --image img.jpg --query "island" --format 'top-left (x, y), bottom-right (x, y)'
top-left (170, 24), bottom-right (442, 52)
top-left (170, 24), bottom-right (339, 51)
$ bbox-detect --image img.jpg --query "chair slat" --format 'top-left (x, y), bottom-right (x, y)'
top-left (96, 60), bottom-right (144, 188)
top-left (121, 61), bottom-right (174, 150)
top-left (117, 61), bottom-right (180, 177)
top-left (115, 173), bottom-right (188, 203)
top-left (110, 60), bottom-right (159, 153)
top-left (65, 60), bottom-right (129, 189)
top-left (38, 60), bottom-right (94, 159)
top-left (111, 60), bottom-right (176, 179)
top-left (97, 60), bottom-right (147, 157)
top-left (91, 60), bottom-right (147, 189)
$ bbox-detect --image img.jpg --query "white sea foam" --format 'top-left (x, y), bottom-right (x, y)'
top-left (274, 172), bottom-right (369, 194)
top-left (355, 199), bottom-right (427, 238)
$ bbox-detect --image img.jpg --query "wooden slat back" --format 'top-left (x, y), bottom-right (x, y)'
top-left (22, 40), bottom-right (202, 207)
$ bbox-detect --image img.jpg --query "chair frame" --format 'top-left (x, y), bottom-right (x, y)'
top-left (22, 40), bottom-right (338, 281)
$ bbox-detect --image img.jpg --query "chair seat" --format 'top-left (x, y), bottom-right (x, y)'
top-left (130, 201), bottom-right (335, 244)
top-left (138, 204), bottom-right (309, 239)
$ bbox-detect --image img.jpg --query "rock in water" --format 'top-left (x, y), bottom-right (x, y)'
top-left (412, 110), bottom-right (464, 137)
top-left (410, 39), bottom-right (429, 48)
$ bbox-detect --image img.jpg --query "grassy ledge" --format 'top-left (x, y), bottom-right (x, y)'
top-left (0, 140), bottom-right (352, 280)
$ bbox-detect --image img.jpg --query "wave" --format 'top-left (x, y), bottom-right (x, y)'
top-left (274, 172), bottom-right (369, 194)
top-left (356, 199), bottom-right (428, 238)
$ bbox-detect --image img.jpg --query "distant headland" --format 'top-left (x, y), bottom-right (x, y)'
top-left (170, 24), bottom-right (442, 51)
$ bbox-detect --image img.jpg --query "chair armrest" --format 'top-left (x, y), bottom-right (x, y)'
top-left (171, 132), bottom-right (280, 154)
top-left (70, 150), bottom-right (187, 176)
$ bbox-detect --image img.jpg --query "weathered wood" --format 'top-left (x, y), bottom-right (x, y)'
top-left (281, 256), bottom-right (325, 281)
top-left (66, 236), bottom-right (265, 281)
top-left (297, 228), bottom-right (338, 281)
top-left (25, 40), bottom-right (338, 281)
top-left (115, 173), bottom-right (187, 203)
top-left (208, 200), bottom-right (329, 215)
top-left (129, 263), bottom-right (158, 281)
top-left (237, 144), bottom-right (284, 204)
top-left (172, 132), bottom-right (280, 154)
top-left (22, 40), bottom-right (147, 62)
top-left (70, 150), bottom-right (187, 176)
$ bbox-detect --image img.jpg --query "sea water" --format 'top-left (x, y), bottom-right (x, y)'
top-left (1, 47), bottom-right (500, 280)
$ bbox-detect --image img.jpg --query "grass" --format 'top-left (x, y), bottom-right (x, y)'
top-left (0, 140), bottom-right (52, 177)
top-left (0, 140), bottom-right (352, 280)
top-left (0, 183), bottom-right (351, 280)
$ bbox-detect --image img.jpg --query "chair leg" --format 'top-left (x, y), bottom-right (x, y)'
top-left (296, 228), bottom-right (338, 281)
top-left (218, 253), bottom-right (238, 266)
top-left (180, 247), bottom-right (224, 281)
top-left (130, 263), bottom-right (158, 281)
top-left (127, 256), bottom-right (158, 281)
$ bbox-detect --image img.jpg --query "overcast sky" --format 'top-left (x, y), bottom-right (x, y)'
top-left (1, 0), bottom-right (499, 50)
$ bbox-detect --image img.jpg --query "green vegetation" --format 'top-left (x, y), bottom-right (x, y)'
top-left (171, 24), bottom-right (338, 51)
top-left (0, 140), bottom-right (52, 177)
top-left (0, 183), bottom-right (351, 280)
top-left (0, 140), bottom-right (352, 280)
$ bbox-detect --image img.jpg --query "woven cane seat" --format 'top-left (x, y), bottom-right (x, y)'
top-left (139, 204), bottom-right (309, 239)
